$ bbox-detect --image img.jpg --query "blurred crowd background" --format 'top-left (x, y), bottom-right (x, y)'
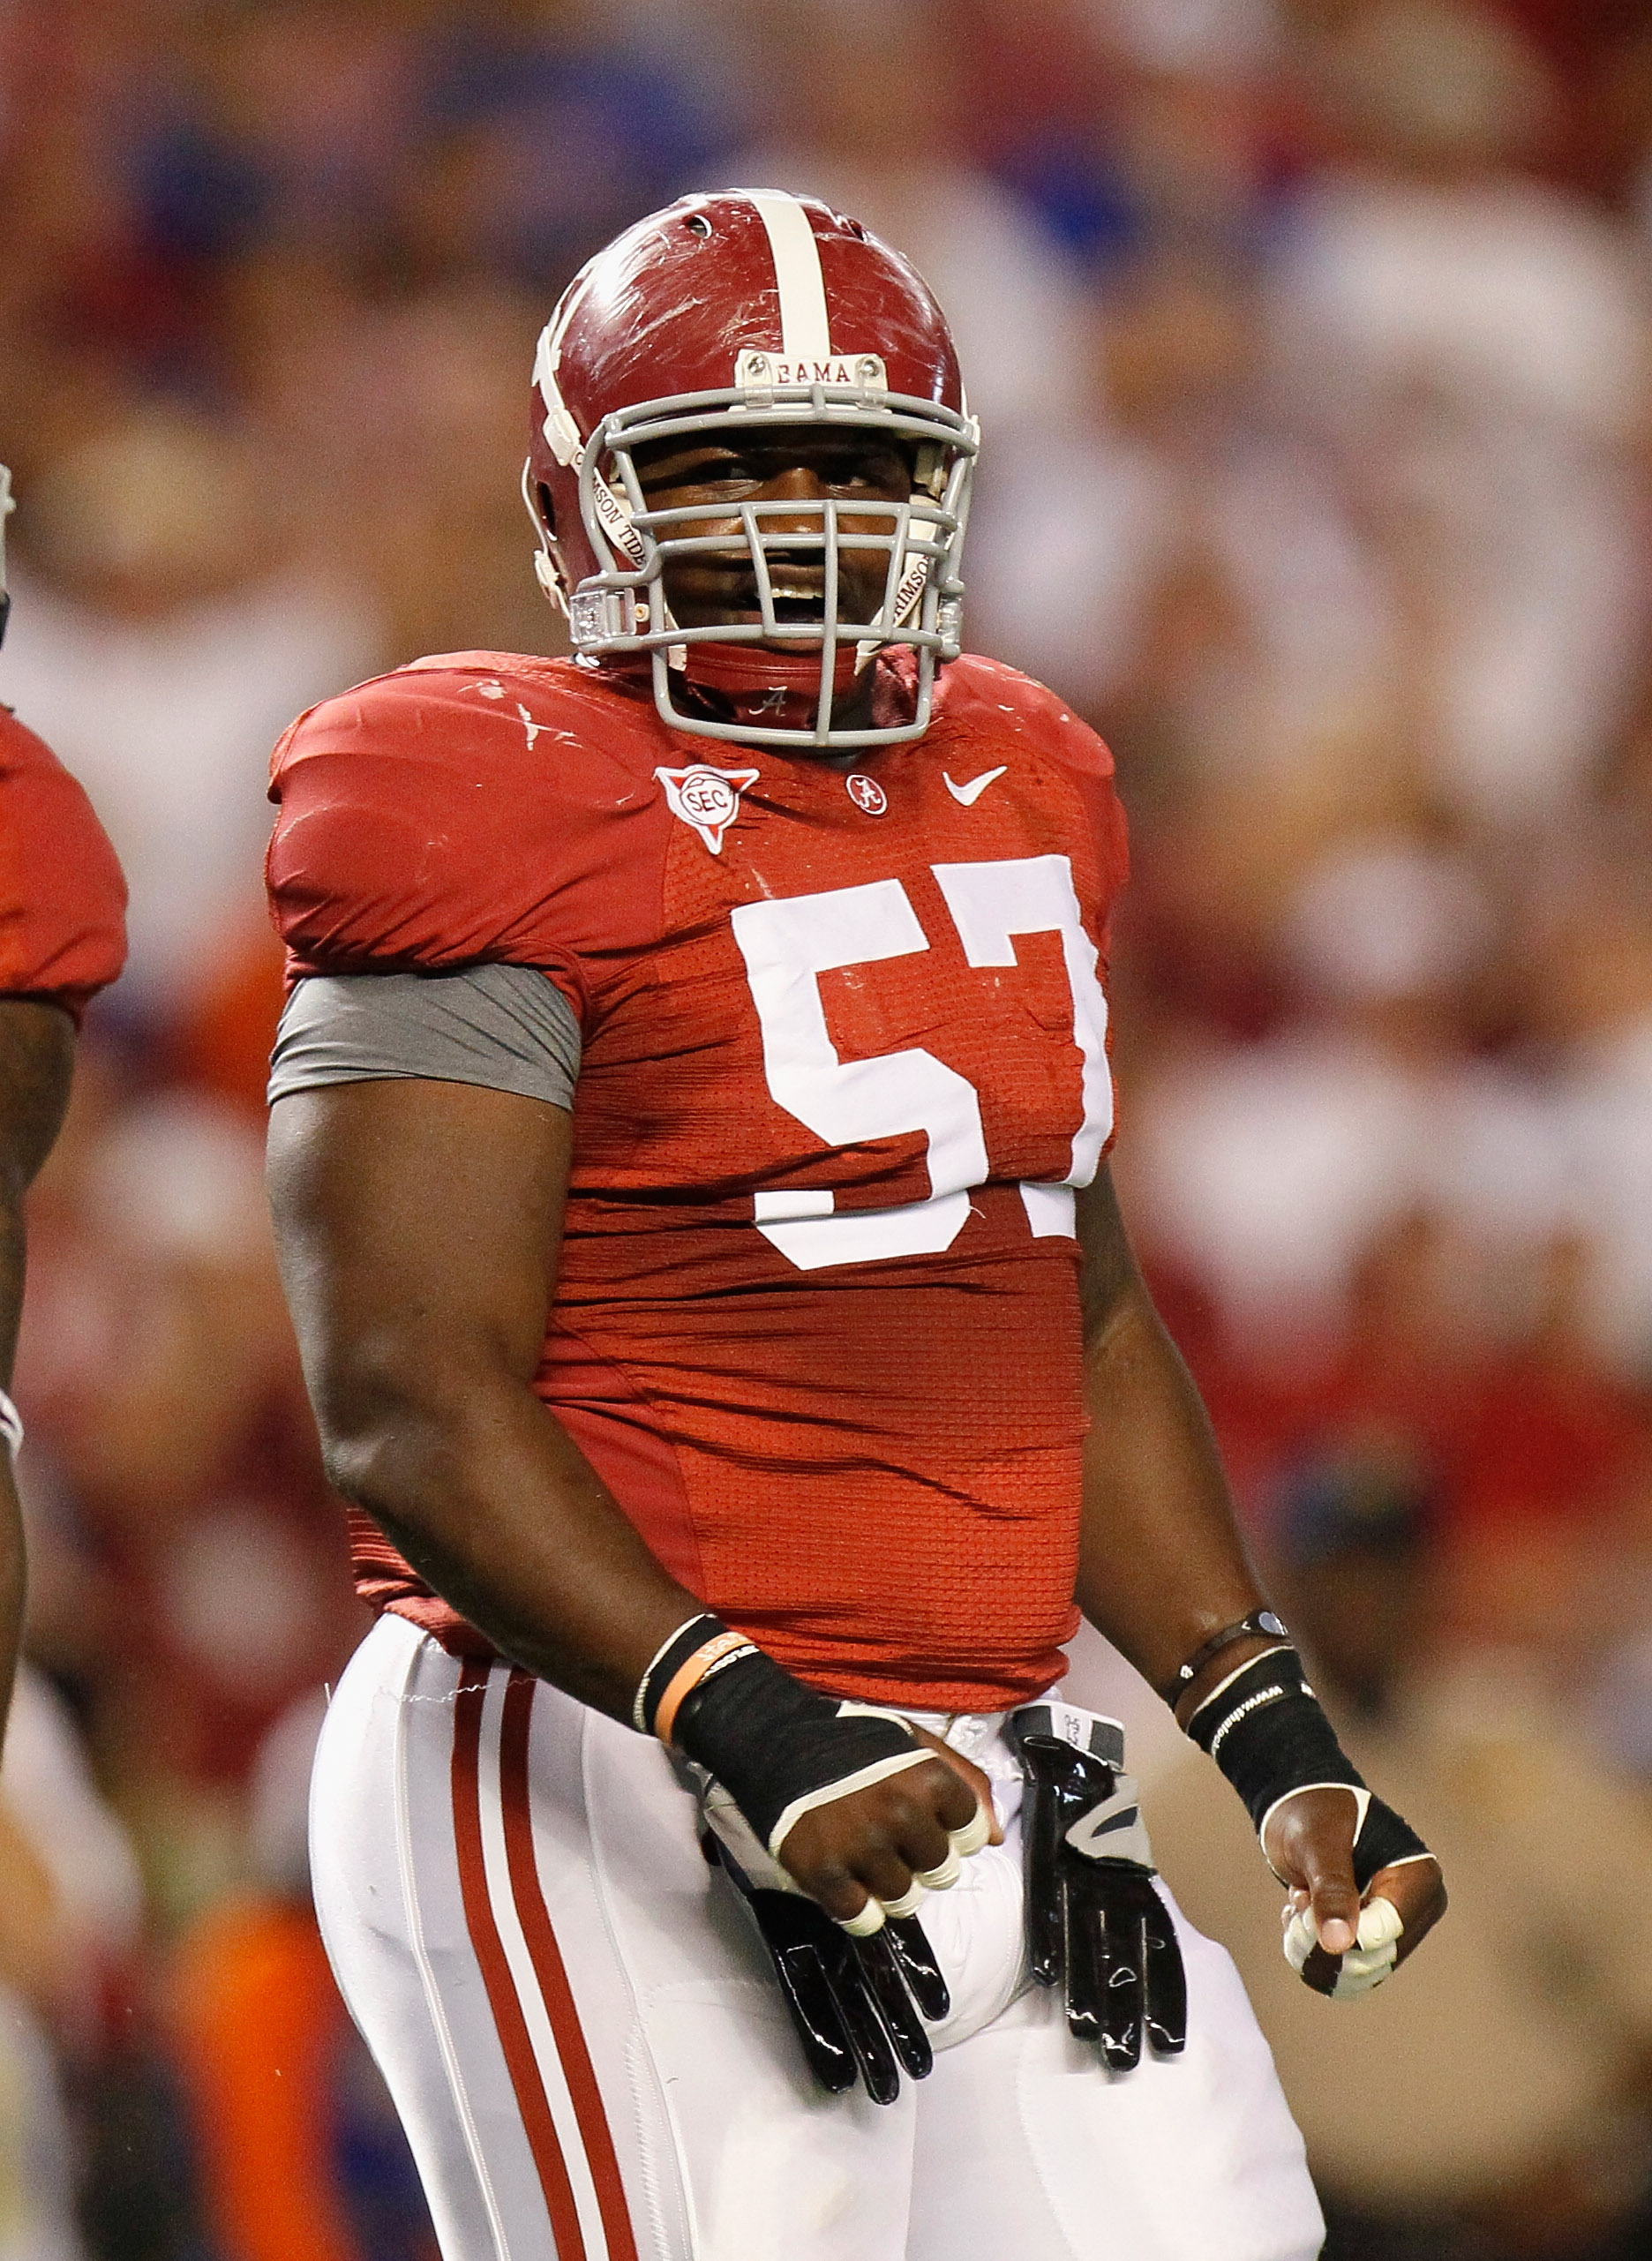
top-left (3, 0), bottom-right (1652, 2255)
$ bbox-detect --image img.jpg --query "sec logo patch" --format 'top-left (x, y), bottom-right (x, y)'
top-left (655, 762), bottom-right (760, 854)
top-left (845, 773), bottom-right (888, 815)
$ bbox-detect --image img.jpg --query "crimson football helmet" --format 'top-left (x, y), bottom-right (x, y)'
top-left (0, 464), bottom-right (12, 646)
top-left (524, 188), bottom-right (979, 749)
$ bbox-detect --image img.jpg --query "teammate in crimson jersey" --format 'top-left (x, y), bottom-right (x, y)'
top-left (0, 464), bottom-right (129, 1743)
top-left (267, 193), bottom-right (1444, 2261)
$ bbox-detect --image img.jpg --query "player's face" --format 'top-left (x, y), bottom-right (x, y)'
top-left (632, 428), bottom-right (912, 638)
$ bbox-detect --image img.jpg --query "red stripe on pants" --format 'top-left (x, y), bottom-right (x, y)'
top-left (451, 1666), bottom-right (588, 2258)
top-left (499, 1672), bottom-right (640, 2261)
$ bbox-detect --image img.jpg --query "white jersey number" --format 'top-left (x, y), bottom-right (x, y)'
top-left (729, 857), bottom-right (1112, 1271)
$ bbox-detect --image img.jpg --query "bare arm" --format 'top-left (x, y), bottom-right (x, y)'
top-left (267, 1076), bottom-right (982, 1919)
top-left (1073, 1165), bottom-right (1265, 1694)
top-left (267, 1078), bottom-right (702, 1712)
top-left (0, 999), bottom-right (77, 1743)
top-left (1074, 1166), bottom-right (1445, 1970)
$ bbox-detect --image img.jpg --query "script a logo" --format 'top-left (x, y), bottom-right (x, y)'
top-left (655, 763), bottom-right (761, 854)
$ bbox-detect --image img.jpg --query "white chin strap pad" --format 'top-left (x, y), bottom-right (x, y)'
top-left (1283, 1892), bottom-right (1405, 1998)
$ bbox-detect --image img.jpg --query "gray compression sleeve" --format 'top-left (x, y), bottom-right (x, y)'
top-left (268, 965), bottom-right (582, 1110)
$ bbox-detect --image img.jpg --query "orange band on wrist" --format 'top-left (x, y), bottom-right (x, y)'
top-left (654, 1630), bottom-right (753, 1749)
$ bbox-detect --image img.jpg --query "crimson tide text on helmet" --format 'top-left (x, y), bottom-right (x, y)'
top-left (523, 188), bottom-right (980, 750)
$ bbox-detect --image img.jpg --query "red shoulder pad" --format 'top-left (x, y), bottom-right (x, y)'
top-left (938, 652), bottom-right (1129, 898)
top-left (0, 709), bottom-right (128, 1023)
top-left (267, 655), bottom-right (666, 1012)
top-left (938, 651), bottom-right (1116, 777)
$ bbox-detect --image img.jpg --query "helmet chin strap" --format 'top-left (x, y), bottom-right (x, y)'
top-left (678, 639), bottom-right (862, 730)
top-left (679, 642), bottom-right (860, 690)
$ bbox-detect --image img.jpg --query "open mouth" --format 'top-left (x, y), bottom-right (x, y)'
top-left (665, 542), bottom-right (896, 635)
top-left (683, 561), bottom-right (830, 622)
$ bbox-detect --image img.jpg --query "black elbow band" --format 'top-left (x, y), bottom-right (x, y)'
top-left (1185, 1648), bottom-right (1364, 1835)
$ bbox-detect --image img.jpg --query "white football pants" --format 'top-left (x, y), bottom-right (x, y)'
top-left (311, 1612), bottom-right (1323, 2261)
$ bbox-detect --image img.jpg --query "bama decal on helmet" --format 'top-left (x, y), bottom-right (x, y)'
top-left (734, 349), bottom-right (888, 390)
top-left (536, 192), bottom-right (885, 443)
top-left (655, 763), bottom-right (762, 854)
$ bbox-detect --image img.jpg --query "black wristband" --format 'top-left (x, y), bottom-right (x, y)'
top-left (1158, 1610), bottom-right (1289, 1703)
top-left (672, 1647), bottom-right (917, 1853)
top-left (1185, 1648), bottom-right (1363, 1835)
top-left (634, 1612), bottom-right (730, 1737)
top-left (1186, 1649), bottom-right (1432, 1888)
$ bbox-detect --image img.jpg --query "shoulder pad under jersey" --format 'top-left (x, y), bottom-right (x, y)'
top-left (936, 653), bottom-right (1128, 903)
top-left (267, 653), bottom-right (660, 995)
top-left (0, 706), bottom-right (128, 1021)
top-left (937, 652), bottom-right (1117, 782)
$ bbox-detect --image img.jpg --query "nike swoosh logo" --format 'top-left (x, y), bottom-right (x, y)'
top-left (943, 766), bottom-right (1007, 807)
top-left (1065, 1803), bottom-right (1139, 1854)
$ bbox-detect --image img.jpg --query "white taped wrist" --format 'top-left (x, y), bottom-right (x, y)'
top-left (0, 1391), bottom-right (21, 1461)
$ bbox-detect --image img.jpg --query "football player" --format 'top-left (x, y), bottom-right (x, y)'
top-left (266, 192), bottom-right (1445, 2261)
top-left (0, 463), bottom-right (129, 1742)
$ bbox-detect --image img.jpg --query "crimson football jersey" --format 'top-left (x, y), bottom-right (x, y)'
top-left (0, 706), bottom-right (127, 1021)
top-left (267, 652), bottom-right (1129, 1710)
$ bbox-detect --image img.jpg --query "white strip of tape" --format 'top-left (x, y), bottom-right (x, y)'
top-left (749, 192), bottom-right (832, 361)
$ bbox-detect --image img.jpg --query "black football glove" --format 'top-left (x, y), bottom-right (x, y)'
top-left (695, 1776), bottom-right (950, 2106)
top-left (1009, 1703), bottom-right (1187, 2073)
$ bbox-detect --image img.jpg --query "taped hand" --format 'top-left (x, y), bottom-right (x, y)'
top-left (1265, 1782), bottom-right (1445, 2001)
top-left (1283, 1892), bottom-right (1404, 1997)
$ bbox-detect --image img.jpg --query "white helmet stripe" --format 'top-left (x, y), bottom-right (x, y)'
top-left (534, 268), bottom-right (596, 466)
top-left (747, 191), bottom-right (832, 361)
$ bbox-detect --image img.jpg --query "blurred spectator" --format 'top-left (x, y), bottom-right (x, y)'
top-left (0, 412), bottom-right (379, 1027)
top-left (1530, 860), bottom-right (1652, 1376)
top-left (1145, 1461), bottom-right (1652, 2261)
top-left (1122, 831), bottom-right (1498, 1352)
top-left (404, 1), bottom-right (732, 292)
top-left (726, 0), bottom-right (1097, 438)
top-left (1267, 0), bottom-right (1652, 830)
top-left (167, 1691), bottom-right (433, 2261)
top-left (1095, 0), bottom-right (1283, 80)
top-left (969, 244), bottom-right (1404, 812)
top-left (0, 1663), bottom-right (143, 2261)
top-left (17, 1093), bottom-right (364, 1927)
top-left (271, 281), bottom-right (571, 667)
